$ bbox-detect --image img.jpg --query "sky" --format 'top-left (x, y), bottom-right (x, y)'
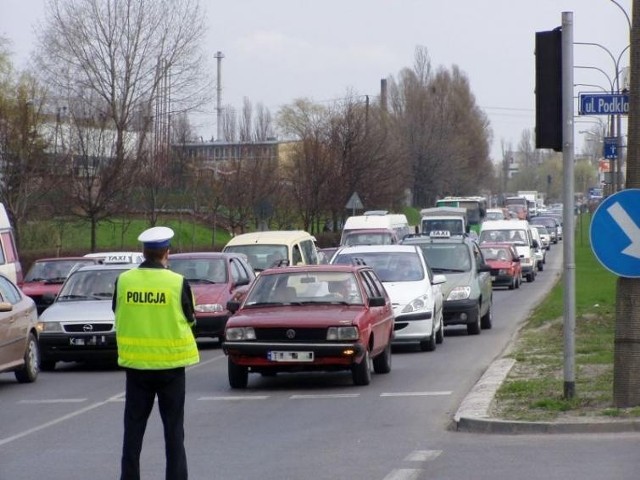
top-left (0, 0), bottom-right (632, 162)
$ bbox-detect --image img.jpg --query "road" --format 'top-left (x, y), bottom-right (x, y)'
top-left (2, 246), bottom-right (639, 479)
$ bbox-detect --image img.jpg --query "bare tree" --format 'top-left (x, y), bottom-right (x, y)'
top-left (239, 97), bottom-right (252, 142)
top-left (254, 102), bottom-right (274, 141)
top-left (221, 105), bottom-right (237, 142)
top-left (35, 0), bottom-right (211, 241)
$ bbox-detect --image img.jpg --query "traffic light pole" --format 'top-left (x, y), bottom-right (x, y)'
top-left (562, 11), bottom-right (576, 400)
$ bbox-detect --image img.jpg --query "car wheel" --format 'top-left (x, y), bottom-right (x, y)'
top-left (15, 333), bottom-right (39, 383)
top-left (467, 306), bottom-right (481, 335)
top-left (435, 312), bottom-right (445, 344)
top-left (372, 341), bottom-right (392, 374)
top-left (527, 272), bottom-right (535, 282)
top-left (228, 357), bottom-right (248, 389)
top-left (537, 261), bottom-right (544, 272)
top-left (420, 319), bottom-right (436, 352)
top-left (481, 302), bottom-right (493, 330)
top-left (509, 276), bottom-right (515, 290)
top-left (352, 349), bottom-right (371, 386)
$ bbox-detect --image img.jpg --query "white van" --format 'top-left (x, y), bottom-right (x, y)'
top-left (0, 204), bottom-right (23, 284)
top-left (420, 207), bottom-right (467, 236)
top-left (223, 230), bottom-right (319, 273)
top-left (341, 211), bottom-right (412, 246)
top-left (478, 220), bottom-right (538, 282)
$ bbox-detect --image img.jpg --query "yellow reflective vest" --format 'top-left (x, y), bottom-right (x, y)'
top-left (115, 267), bottom-right (199, 370)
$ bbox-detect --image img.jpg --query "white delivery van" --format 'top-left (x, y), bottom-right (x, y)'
top-left (420, 207), bottom-right (468, 236)
top-left (0, 204), bottom-right (23, 284)
top-left (478, 220), bottom-right (538, 282)
top-left (340, 211), bottom-right (412, 246)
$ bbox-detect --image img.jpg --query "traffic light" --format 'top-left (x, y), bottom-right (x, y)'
top-left (535, 28), bottom-right (562, 151)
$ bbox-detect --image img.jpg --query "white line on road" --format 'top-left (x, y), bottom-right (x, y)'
top-left (404, 450), bottom-right (442, 462)
top-left (198, 396), bottom-right (270, 401)
top-left (290, 393), bottom-right (360, 399)
top-left (380, 391), bottom-right (452, 397)
top-left (382, 469), bottom-right (423, 480)
top-left (18, 398), bottom-right (87, 404)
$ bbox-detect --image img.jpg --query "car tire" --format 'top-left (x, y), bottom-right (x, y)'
top-left (538, 261), bottom-right (544, 272)
top-left (14, 333), bottom-right (39, 383)
top-left (435, 314), bottom-right (445, 344)
top-left (467, 306), bottom-right (481, 335)
top-left (509, 277), bottom-right (516, 290)
top-left (352, 349), bottom-right (371, 386)
top-left (372, 341), bottom-right (392, 374)
top-left (228, 357), bottom-right (248, 389)
top-left (481, 302), bottom-right (493, 330)
top-left (420, 319), bottom-right (436, 352)
top-left (527, 272), bottom-right (535, 282)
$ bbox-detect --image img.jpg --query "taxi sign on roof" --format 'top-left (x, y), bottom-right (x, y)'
top-left (429, 230), bottom-right (451, 238)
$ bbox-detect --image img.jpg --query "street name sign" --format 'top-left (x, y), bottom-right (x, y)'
top-left (590, 189), bottom-right (640, 278)
top-left (579, 93), bottom-right (629, 115)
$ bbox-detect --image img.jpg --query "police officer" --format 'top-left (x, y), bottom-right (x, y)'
top-left (113, 226), bottom-right (199, 480)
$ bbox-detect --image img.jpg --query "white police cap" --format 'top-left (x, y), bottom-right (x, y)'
top-left (138, 226), bottom-right (174, 249)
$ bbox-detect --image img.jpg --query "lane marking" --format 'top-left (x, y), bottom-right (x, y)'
top-left (18, 399), bottom-right (87, 404)
top-left (380, 391), bottom-right (452, 397)
top-left (404, 450), bottom-right (442, 462)
top-left (290, 393), bottom-right (360, 399)
top-left (1, 353), bottom-right (226, 446)
top-left (382, 469), bottom-right (422, 480)
top-left (199, 396), bottom-right (270, 401)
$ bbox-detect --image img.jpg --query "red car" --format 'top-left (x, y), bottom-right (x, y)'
top-left (480, 243), bottom-right (523, 290)
top-left (223, 264), bottom-right (394, 388)
top-left (20, 256), bottom-right (101, 314)
top-left (168, 252), bottom-right (255, 340)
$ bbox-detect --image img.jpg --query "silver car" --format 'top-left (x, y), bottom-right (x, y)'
top-left (37, 263), bottom-right (136, 370)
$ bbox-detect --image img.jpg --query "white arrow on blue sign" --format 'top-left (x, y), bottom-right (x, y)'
top-left (590, 189), bottom-right (640, 278)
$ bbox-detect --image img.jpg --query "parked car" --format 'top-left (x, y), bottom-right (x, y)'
top-left (37, 262), bottom-right (137, 370)
top-left (168, 252), bottom-right (255, 340)
top-left (331, 244), bottom-right (445, 350)
top-left (0, 274), bottom-right (39, 383)
top-left (479, 243), bottom-right (522, 290)
top-left (401, 232), bottom-right (493, 335)
top-left (223, 264), bottom-right (394, 388)
top-left (20, 256), bottom-right (101, 314)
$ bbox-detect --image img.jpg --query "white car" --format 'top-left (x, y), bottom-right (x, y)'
top-left (331, 244), bottom-right (446, 351)
top-left (531, 224), bottom-right (551, 251)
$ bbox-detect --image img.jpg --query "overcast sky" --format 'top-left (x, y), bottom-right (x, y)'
top-left (0, 0), bottom-right (632, 161)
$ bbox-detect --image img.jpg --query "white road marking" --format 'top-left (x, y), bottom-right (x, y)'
top-left (380, 391), bottom-right (452, 397)
top-left (18, 398), bottom-right (87, 404)
top-left (382, 469), bottom-right (422, 480)
top-left (199, 396), bottom-right (270, 401)
top-left (404, 450), bottom-right (442, 462)
top-left (290, 393), bottom-right (360, 399)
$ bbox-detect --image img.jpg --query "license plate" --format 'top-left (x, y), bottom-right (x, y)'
top-left (267, 351), bottom-right (314, 362)
top-left (69, 336), bottom-right (107, 346)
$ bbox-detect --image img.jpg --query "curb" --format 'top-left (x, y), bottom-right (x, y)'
top-left (452, 357), bottom-right (640, 435)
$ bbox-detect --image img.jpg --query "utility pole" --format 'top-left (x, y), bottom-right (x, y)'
top-left (214, 51), bottom-right (225, 141)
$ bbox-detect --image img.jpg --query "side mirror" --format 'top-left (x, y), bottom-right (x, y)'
top-left (432, 274), bottom-right (447, 285)
top-left (226, 300), bottom-right (240, 314)
top-left (478, 263), bottom-right (492, 273)
top-left (369, 296), bottom-right (386, 307)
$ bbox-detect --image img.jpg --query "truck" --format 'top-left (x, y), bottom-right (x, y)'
top-left (517, 191), bottom-right (539, 217)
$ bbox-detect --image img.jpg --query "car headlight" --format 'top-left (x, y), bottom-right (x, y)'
top-left (401, 294), bottom-right (431, 314)
top-left (447, 286), bottom-right (471, 301)
top-left (225, 327), bottom-right (256, 341)
top-left (37, 321), bottom-right (63, 333)
top-left (195, 303), bottom-right (224, 313)
top-left (327, 326), bottom-right (359, 340)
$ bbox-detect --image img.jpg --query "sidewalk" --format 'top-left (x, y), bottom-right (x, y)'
top-left (452, 357), bottom-right (640, 434)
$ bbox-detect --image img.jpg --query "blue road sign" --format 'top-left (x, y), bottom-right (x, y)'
top-left (579, 93), bottom-right (629, 115)
top-left (590, 189), bottom-right (640, 278)
top-left (603, 137), bottom-right (617, 159)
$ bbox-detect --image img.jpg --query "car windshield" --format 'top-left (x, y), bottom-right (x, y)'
top-left (168, 258), bottom-right (228, 283)
top-left (24, 259), bottom-right (96, 283)
top-left (244, 271), bottom-right (363, 306)
top-left (481, 247), bottom-right (511, 261)
top-left (419, 243), bottom-right (471, 272)
top-left (534, 226), bottom-right (549, 236)
top-left (333, 251), bottom-right (423, 282)
top-left (342, 231), bottom-right (394, 246)
top-left (422, 219), bottom-right (464, 235)
top-left (479, 229), bottom-right (528, 245)
top-left (57, 269), bottom-right (125, 301)
top-left (224, 245), bottom-right (288, 271)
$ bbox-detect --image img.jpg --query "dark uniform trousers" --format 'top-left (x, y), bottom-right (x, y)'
top-left (121, 367), bottom-right (188, 480)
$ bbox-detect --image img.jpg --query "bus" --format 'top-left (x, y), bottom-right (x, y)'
top-left (434, 196), bottom-right (487, 234)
